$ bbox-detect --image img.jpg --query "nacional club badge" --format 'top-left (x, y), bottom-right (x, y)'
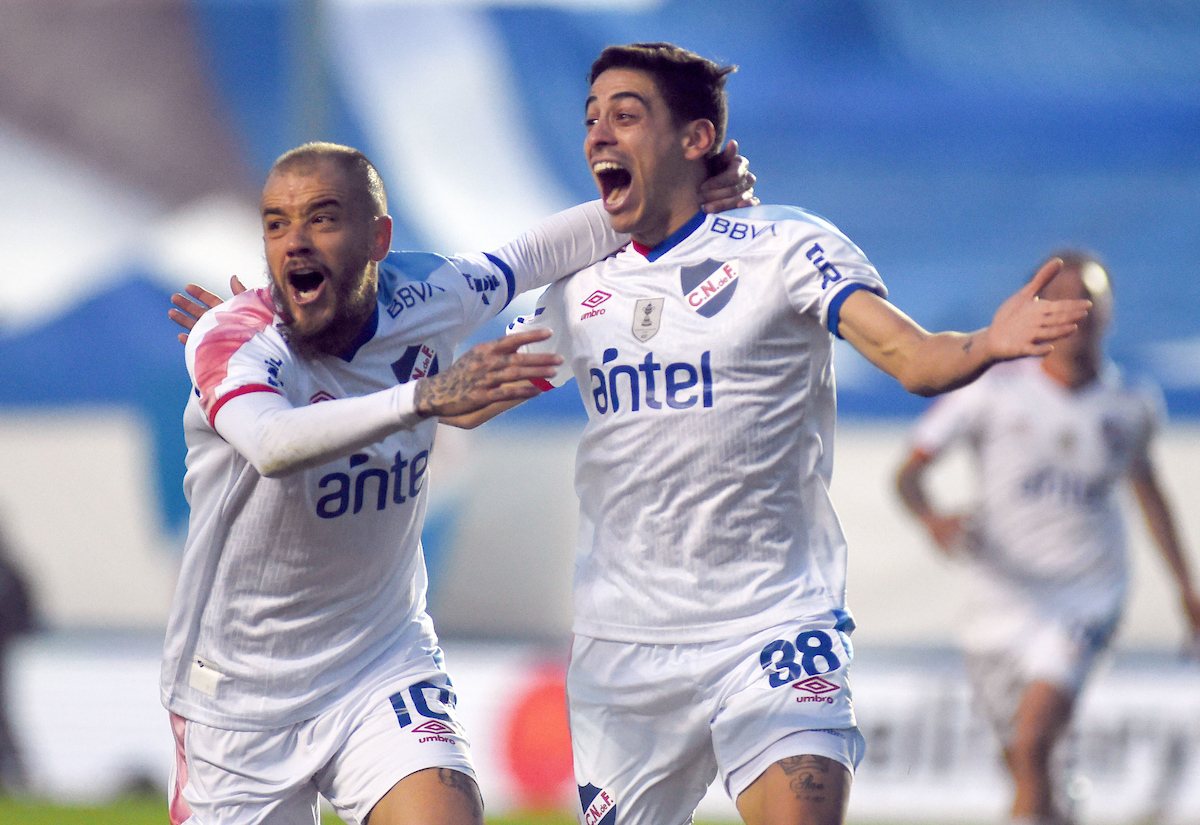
top-left (632, 297), bottom-right (664, 341)
top-left (680, 258), bottom-right (739, 317)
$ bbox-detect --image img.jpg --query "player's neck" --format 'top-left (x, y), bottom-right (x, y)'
top-left (1041, 352), bottom-right (1099, 391)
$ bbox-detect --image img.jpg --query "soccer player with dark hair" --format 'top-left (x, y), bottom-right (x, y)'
top-left (896, 253), bottom-right (1200, 825)
top-left (458, 42), bottom-right (1091, 825)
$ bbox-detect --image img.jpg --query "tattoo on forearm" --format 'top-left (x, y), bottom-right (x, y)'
top-left (778, 755), bottom-right (831, 803)
top-left (415, 349), bottom-right (488, 416)
top-left (962, 335), bottom-right (974, 353)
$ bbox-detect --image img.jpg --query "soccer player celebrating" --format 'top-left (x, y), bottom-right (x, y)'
top-left (459, 43), bottom-right (1091, 825)
top-left (163, 140), bottom-right (753, 825)
top-left (896, 253), bottom-right (1200, 825)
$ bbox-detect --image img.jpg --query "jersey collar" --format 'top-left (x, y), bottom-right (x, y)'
top-left (630, 211), bottom-right (706, 262)
top-left (335, 303), bottom-right (379, 362)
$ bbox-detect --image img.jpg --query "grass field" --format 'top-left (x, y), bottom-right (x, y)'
top-left (0, 796), bottom-right (583, 825)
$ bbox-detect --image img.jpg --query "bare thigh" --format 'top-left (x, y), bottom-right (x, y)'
top-left (735, 754), bottom-right (851, 825)
top-left (367, 767), bottom-right (483, 825)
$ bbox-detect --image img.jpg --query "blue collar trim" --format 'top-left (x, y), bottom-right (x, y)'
top-left (337, 303), bottom-right (379, 362)
top-left (639, 211), bottom-right (706, 262)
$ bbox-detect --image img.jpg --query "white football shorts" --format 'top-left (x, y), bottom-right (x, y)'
top-left (964, 608), bottom-right (1117, 748)
top-left (568, 617), bottom-right (864, 825)
top-left (167, 650), bottom-right (475, 825)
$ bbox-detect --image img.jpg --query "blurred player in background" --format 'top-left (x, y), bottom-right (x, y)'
top-left (165, 141), bottom-right (753, 825)
top-left (454, 43), bottom-right (1091, 825)
top-left (895, 252), bottom-right (1200, 825)
top-left (0, 523), bottom-right (35, 795)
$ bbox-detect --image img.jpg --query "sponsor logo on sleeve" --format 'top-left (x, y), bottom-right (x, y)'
top-left (632, 298), bottom-right (664, 342)
top-left (310, 390), bottom-right (336, 404)
top-left (680, 259), bottom-right (738, 317)
top-left (805, 243), bottom-right (843, 288)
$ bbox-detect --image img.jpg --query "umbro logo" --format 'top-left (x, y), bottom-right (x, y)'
top-left (310, 391), bottom-right (336, 404)
top-left (793, 676), bottom-right (838, 695)
top-left (581, 290), bottom-right (612, 308)
top-left (412, 720), bottom-right (455, 735)
top-left (412, 719), bottom-right (456, 744)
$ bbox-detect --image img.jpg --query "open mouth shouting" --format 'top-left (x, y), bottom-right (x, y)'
top-left (593, 160), bottom-right (633, 211)
top-left (285, 263), bottom-right (328, 306)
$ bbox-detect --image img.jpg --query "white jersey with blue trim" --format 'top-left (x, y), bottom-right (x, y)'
top-left (164, 201), bottom-right (624, 730)
top-left (508, 206), bottom-right (887, 643)
top-left (909, 358), bottom-right (1164, 627)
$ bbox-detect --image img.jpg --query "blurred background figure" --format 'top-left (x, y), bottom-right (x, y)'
top-left (895, 252), bottom-right (1200, 825)
top-left (0, 523), bottom-right (36, 795)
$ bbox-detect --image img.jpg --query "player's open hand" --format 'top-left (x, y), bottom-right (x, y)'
top-left (169, 276), bottom-right (247, 344)
top-left (700, 140), bottom-right (758, 213)
top-left (413, 329), bottom-right (562, 418)
top-left (983, 258), bottom-right (1090, 360)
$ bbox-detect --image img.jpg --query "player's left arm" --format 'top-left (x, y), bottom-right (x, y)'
top-left (837, 258), bottom-right (1090, 396)
top-left (1129, 452), bottom-right (1200, 640)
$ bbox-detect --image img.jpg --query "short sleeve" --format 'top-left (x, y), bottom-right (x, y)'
top-left (185, 289), bottom-right (289, 427)
top-left (504, 281), bottom-right (573, 391)
top-left (745, 206), bottom-right (886, 338)
top-left (908, 379), bottom-right (988, 457)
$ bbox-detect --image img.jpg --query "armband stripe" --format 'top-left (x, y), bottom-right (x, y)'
top-left (530, 378), bottom-right (554, 392)
top-left (208, 384), bottom-right (281, 428)
top-left (827, 283), bottom-right (881, 338)
top-left (484, 252), bottom-right (517, 312)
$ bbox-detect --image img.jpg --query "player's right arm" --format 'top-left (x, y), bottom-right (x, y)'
top-left (838, 259), bottom-right (1089, 396)
top-left (187, 297), bottom-right (559, 477)
top-left (895, 448), bottom-right (964, 556)
top-left (894, 385), bottom-right (985, 555)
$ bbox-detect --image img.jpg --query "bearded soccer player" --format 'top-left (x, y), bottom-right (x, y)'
top-left (452, 43), bottom-right (1092, 825)
top-left (896, 253), bottom-right (1200, 825)
top-left (163, 139), bottom-right (753, 825)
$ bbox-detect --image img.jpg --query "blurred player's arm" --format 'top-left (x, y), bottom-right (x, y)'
top-left (439, 390), bottom-right (534, 429)
top-left (214, 330), bottom-right (560, 477)
top-left (1129, 453), bottom-right (1200, 641)
top-left (895, 448), bottom-right (965, 556)
top-left (838, 258), bottom-right (1089, 396)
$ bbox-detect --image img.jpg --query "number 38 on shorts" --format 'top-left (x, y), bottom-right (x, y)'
top-left (759, 630), bottom-right (844, 688)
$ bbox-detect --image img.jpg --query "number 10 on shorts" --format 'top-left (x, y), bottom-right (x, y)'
top-left (759, 630), bottom-right (842, 688)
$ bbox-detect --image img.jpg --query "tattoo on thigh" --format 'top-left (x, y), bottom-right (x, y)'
top-left (777, 755), bottom-right (832, 803)
top-left (438, 768), bottom-right (482, 808)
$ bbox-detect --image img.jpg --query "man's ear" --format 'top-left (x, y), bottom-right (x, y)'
top-left (370, 215), bottom-right (393, 262)
top-left (681, 119), bottom-right (717, 161)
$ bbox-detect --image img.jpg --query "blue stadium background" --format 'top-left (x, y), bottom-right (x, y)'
top-left (0, 0), bottom-right (1197, 536)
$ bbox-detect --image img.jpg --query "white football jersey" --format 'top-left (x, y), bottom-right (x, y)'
top-left (164, 202), bottom-right (623, 729)
top-left (909, 358), bottom-right (1163, 618)
top-left (508, 207), bottom-right (886, 643)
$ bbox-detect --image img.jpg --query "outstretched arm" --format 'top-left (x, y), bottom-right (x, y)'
top-left (838, 258), bottom-right (1090, 396)
top-left (895, 448), bottom-right (965, 556)
top-left (1129, 454), bottom-right (1200, 644)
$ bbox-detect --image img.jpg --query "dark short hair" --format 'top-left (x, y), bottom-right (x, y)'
top-left (268, 142), bottom-right (387, 217)
top-left (589, 43), bottom-right (736, 172)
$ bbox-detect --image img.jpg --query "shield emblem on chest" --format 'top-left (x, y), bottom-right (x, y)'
top-left (680, 258), bottom-right (739, 318)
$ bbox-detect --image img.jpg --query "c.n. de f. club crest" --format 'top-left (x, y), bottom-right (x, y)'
top-left (680, 259), bottom-right (739, 317)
